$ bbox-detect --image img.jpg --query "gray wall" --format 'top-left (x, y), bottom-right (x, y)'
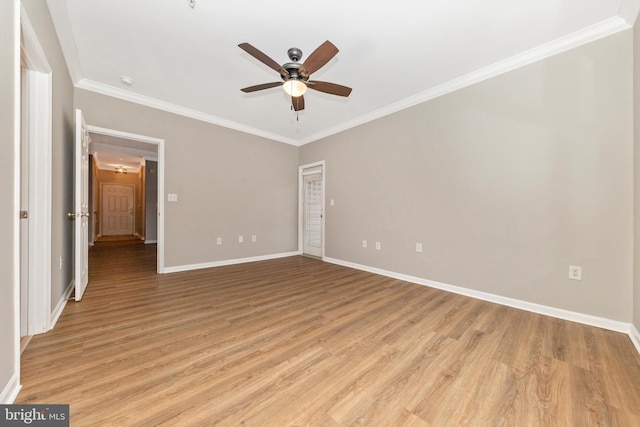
top-left (300, 31), bottom-right (634, 322)
top-left (0, 0), bottom-right (19, 402)
top-left (145, 160), bottom-right (158, 242)
top-left (22, 0), bottom-right (75, 311)
top-left (74, 90), bottom-right (299, 268)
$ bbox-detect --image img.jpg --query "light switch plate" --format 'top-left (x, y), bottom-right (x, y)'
top-left (569, 265), bottom-right (582, 280)
top-left (168, 193), bottom-right (178, 202)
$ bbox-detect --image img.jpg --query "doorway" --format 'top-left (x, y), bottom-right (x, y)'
top-left (20, 8), bottom-right (53, 336)
top-left (299, 161), bottom-right (325, 258)
top-left (87, 126), bottom-right (165, 273)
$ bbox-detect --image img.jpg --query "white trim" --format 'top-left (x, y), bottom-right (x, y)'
top-left (58, 17), bottom-right (629, 147)
top-left (0, 372), bottom-right (21, 404)
top-left (20, 6), bottom-right (51, 74)
top-left (11, 0), bottom-right (20, 403)
top-left (87, 126), bottom-right (164, 145)
top-left (44, 0), bottom-right (81, 83)
top-left (145, 240), bottom-right (157, 244)
top-left (630, 324), bottom-right (640, 355)
top-left (87, 126), bottom-right (166, 274)
top-left (324, 257), bottom-right (632, 335)
top-left (163, 251), bottom-right (299, 274)
top-left (48, 12), bottom-right (630, 147)
top-left (21, 3), bottom-right (53, 336)
top-left (298, 161), bottom-right (326, 259)
top-left (77, 79), bottom-right (299, 146)
top-left (619, 0), bottom-right (640, 26)
top-left (296, 17), bottom-right (631, 146)
top-left (49, 280), bottom-right (74, 330)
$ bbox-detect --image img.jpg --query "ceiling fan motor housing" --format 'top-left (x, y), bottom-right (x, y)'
top-left (287, 47), bottom-right (303, 62)
top-left (282, 62), bottom-right (304, 81)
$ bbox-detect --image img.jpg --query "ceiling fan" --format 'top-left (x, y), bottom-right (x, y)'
top-left (239, 40), bottom-right (352, 112)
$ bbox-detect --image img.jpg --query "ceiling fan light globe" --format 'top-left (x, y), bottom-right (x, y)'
top-left (283, 79), bottom-right (307, 97)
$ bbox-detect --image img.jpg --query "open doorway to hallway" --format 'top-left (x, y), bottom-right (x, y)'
top-left (86, 127), bottom-right (165, 274)
top-left (89, 133), bottom-right (157, 244)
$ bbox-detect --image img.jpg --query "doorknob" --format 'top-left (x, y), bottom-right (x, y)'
top-left (68, 212), bottom-right (90, 219)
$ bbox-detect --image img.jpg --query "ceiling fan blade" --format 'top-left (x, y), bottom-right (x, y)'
top-left (299, 40), bottom-right (339, 78)
top-left (238, 43), bottom-right (289, 78)
top-left (240, 82), bottom-right (283, 93)
top-left (308, 81), bottom-right (352, 97)
top-left (292, 95), bottom-right (305, 111)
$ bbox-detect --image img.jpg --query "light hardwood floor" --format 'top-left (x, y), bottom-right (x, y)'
top-left (17, 241), bottom-right (640, 426)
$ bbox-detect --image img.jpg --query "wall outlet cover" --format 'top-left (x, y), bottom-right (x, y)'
top-left (569, 265), bottom-right (582, 280)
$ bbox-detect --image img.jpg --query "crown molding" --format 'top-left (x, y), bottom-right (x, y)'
top-left (619, 0), bottom-right (640, 25)
top-left (76, 79), bottom-right (300, 146)
top-left (297, 16), bottom-right (631, 146)
top-left (70, 15), bottom-right (629, 147)
top-left (45, 0), bottom-right (82, 84)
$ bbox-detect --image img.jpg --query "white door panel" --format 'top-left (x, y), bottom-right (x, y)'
top-left (74, 109), bottom-right (90, 301)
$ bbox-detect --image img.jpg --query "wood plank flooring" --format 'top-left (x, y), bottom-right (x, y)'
top-left (17, 241), bottom-right (640, 426)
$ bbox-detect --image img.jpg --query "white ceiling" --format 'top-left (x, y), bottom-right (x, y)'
top-left (47, 0), bottom-right (639, 146)
top-left (89, 132), bottom-right (157, 173)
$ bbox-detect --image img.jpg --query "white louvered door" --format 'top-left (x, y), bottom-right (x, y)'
top-left (303, 172), bottom-right (323, 257)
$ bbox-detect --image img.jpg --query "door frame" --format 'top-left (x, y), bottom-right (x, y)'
top-left (20, 5), bottom-right (52, 335)
top-left (298, 161), bottom-right (325, 259)
top-left (99, 183), bottom-right (135, 236)
top-left (88, 126), bottom-right (166, 273)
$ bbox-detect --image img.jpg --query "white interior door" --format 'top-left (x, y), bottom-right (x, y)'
top-left (73, 109), bottom-right (90, 301)
top-left (302, 171), bottom-right (323, 257)
top-left (101, 184), bottom-right (134, 236)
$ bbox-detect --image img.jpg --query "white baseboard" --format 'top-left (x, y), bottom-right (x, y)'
top-left (324, 257), bottom-right (634, 337)
top-left (0, 372), bottom-right (21, 404)
top-left (49, 280), bottom-right (74, 330)
top-left (630, 325), bottom-right (640, 355)
top-left (145, 239), bottom-right (157, 244)
top-left (163, 251), bottom-right (299, 273)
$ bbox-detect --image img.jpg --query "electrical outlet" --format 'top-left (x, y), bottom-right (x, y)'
top-left (375, 242), bottom-right (381, 250)
top-left (252, 235), bottom-right (256, 242)
top-left (216, 237), bottom-right (222, 245)
top-left (569, 265), bottom-right (582, 280)
top-left (238, 235), bottom-right (243, 243)
top-left (362, 240), bottom-right (367, 248)
top-left (167, 193), bottom-right (178, 202)
top-left (416, 243), bottom-right (423, 253)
